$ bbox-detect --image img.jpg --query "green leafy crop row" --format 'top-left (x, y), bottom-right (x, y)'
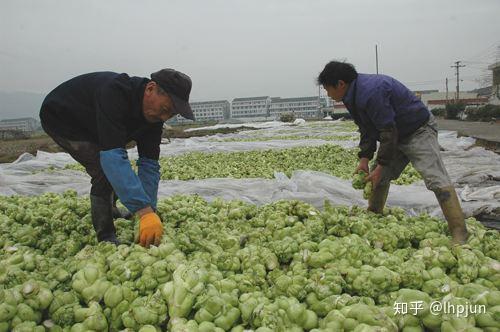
top-left (64, 144), bottom-right (421, 185)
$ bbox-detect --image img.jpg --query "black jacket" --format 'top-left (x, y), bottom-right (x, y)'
top-left (40, 72), bottom-right (163, 160)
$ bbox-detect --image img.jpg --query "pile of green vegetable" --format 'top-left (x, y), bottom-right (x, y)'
top-left (1, 192), bottom-right (499, 331)
top-left (64, 144), bottom-right (421, 185)
top-left (157, 145), bottom-right (422, 185)
top-left (352, 171), bottom-right (373, 200)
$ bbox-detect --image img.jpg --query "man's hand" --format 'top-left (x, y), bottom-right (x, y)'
top-left (366, 164), bottom-right (383, 188)
top-left (138, 211), bottom-right (163, 247)
top-left (354, 157), bottom-right (370, 175)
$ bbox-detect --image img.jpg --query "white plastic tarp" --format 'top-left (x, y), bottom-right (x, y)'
top-left (184, 120), bottom-right (290, 132)
top-left (0, 121), bottom-right (498, 222)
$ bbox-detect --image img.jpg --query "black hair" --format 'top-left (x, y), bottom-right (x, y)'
top-left (317, 61), bottom-right (358, 87)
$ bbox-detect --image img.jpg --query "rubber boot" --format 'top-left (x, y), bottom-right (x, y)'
top-left (368, 183), bottom-right (390, 214)
top-left (112, 192), bottom-right (132, 220)
top-left (90, 194), bottom-right (120, 245)
top-left (434, 186), bottom-right (468, 245)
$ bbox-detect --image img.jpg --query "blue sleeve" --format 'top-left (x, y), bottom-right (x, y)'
top-left (366, 85), bottom-right (396, 130)
top-left (137, 157), bottom-right (160, 209)
top-left (100, 148), bottom-right (151, 213)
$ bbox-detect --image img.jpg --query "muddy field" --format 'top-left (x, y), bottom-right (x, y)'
top-left (0, 135), bottom-right (62, 163)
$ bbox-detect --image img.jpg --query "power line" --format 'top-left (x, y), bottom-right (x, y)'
top-left (463, 40), bottom-right (500, 62)
top-left (464, 65), bottom-right (490, 70)
top-left (405, 78), bottom-right (447, 84)
top-left (406, 79), bottom-right (444, 86)
top-left (462, 60), bottom-right (492, 65)
top-left (404, 75), bottom-right (482, 86)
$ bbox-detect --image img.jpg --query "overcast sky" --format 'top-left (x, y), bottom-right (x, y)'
top-left (1, 0), bottom-right (499, 102)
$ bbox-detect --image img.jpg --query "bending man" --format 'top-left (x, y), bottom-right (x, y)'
top-left (40, 69), bottom-right (194, 247)
top-left (317, 61), bottom-right (468, 244)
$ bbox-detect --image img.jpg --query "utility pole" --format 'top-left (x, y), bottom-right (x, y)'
top-left (375, 45), bottom-right (379, 74)
top-left (451, 61), bottom-right (465, 102)
top-left (445, 78), bottom-right (449, 104)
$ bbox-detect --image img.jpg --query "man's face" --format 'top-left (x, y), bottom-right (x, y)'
top-left (142, 82), bottom-right (175, 123)
top-left (324, 81), bottom-right (348, 102)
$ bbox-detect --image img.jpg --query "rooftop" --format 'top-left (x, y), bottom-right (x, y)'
top-left (488, 62), bottom-right (500, 70)
top-left (190, 100), bottom-right (229, 105)
top-left (232, 96), bottom-right (269, 102)
top-left (271, 96), bottom-right (319, 103)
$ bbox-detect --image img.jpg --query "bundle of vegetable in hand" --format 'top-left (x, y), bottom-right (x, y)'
top-left (352, 170), bottom-right (373, 199)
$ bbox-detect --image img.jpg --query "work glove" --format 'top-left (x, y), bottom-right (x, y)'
top-left (138, 212), bottom-right (163, 247)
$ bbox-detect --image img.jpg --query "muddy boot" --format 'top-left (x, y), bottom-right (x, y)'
top-left (434, 186), bottom-right (468, 245)
top-left (368, 183), bottom-right (390, 214)
top-left (111, 192), bottom-right (132, 220)
top-left (90, 194), bottom-right (120, 245)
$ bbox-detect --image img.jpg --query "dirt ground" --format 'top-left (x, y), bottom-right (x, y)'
top-left (436, 119), bottom-right (500, 152)
top-left (0, 135), bottom-right (62, 163)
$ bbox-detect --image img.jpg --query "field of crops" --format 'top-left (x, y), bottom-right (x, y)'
top-left (65, 145), bottom-right (422, 186)
top-left (1, 192), bottom-right (499, 331)
top-left (1, 120), bottom-right (499, 331)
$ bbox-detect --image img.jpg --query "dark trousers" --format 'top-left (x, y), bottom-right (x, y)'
top-left (41, 120), bottom-right (113, 198)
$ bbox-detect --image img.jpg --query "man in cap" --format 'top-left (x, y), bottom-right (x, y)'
top-left (40, 69), bottom-right (194, 247)
top-left (317, 61), bottom-right (468, 245)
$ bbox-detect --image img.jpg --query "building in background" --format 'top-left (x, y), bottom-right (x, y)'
top-left (489, 62), bottom-right (500, 105)
top-left (332, 101), bottom-right (348, 112)
top-left (418, 92), bottom-right (489, 110)
top-left (269, 96), bottom-right (326, 119)
top-left (231, 96), bottom-right (270, 119)
top-left (168, 100), bottom-right (230, 124)
top-left (413, 90), bottom-right (439, 98)
top-left (190, 100), bottom-right (230, 122)
top-left (0, 117), bottom-right (39, 133)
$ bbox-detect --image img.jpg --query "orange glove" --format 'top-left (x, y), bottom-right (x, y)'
top-left (139, 212), bottom-right (163, 247)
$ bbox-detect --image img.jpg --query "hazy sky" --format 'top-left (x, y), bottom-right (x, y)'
top-left (1, 0), bottom-right (500, 102)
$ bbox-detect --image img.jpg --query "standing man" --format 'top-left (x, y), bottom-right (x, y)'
top-left (317, 61), bottom-right (468, 244)
top-left (40, 69), bottom-right (195, 247)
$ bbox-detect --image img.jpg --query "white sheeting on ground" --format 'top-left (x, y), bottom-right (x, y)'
top-left (184, 120), bottom-right (290, 132)
top-left (0, 121), bottom-right (498, 222)
top-left (150, 137), bottom-right (358, 158)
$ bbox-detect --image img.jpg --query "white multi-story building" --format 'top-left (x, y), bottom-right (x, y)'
top-left (231, 96), bottom-right (270, 118)
top-left (190, 100), bottom-right (230, 122)
top-left (269, 96), bottom-right (327, 119)
top-left (0, 117), bottom-right (39, 132)
top-left (169, 100), bottom-right (230, 123)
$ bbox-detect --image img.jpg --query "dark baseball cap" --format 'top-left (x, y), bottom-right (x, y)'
top-left (150, 69), bottom-right (195, 121)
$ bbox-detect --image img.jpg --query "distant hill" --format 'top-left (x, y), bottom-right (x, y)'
top-left (0, 91), bottom-right (46, 121)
